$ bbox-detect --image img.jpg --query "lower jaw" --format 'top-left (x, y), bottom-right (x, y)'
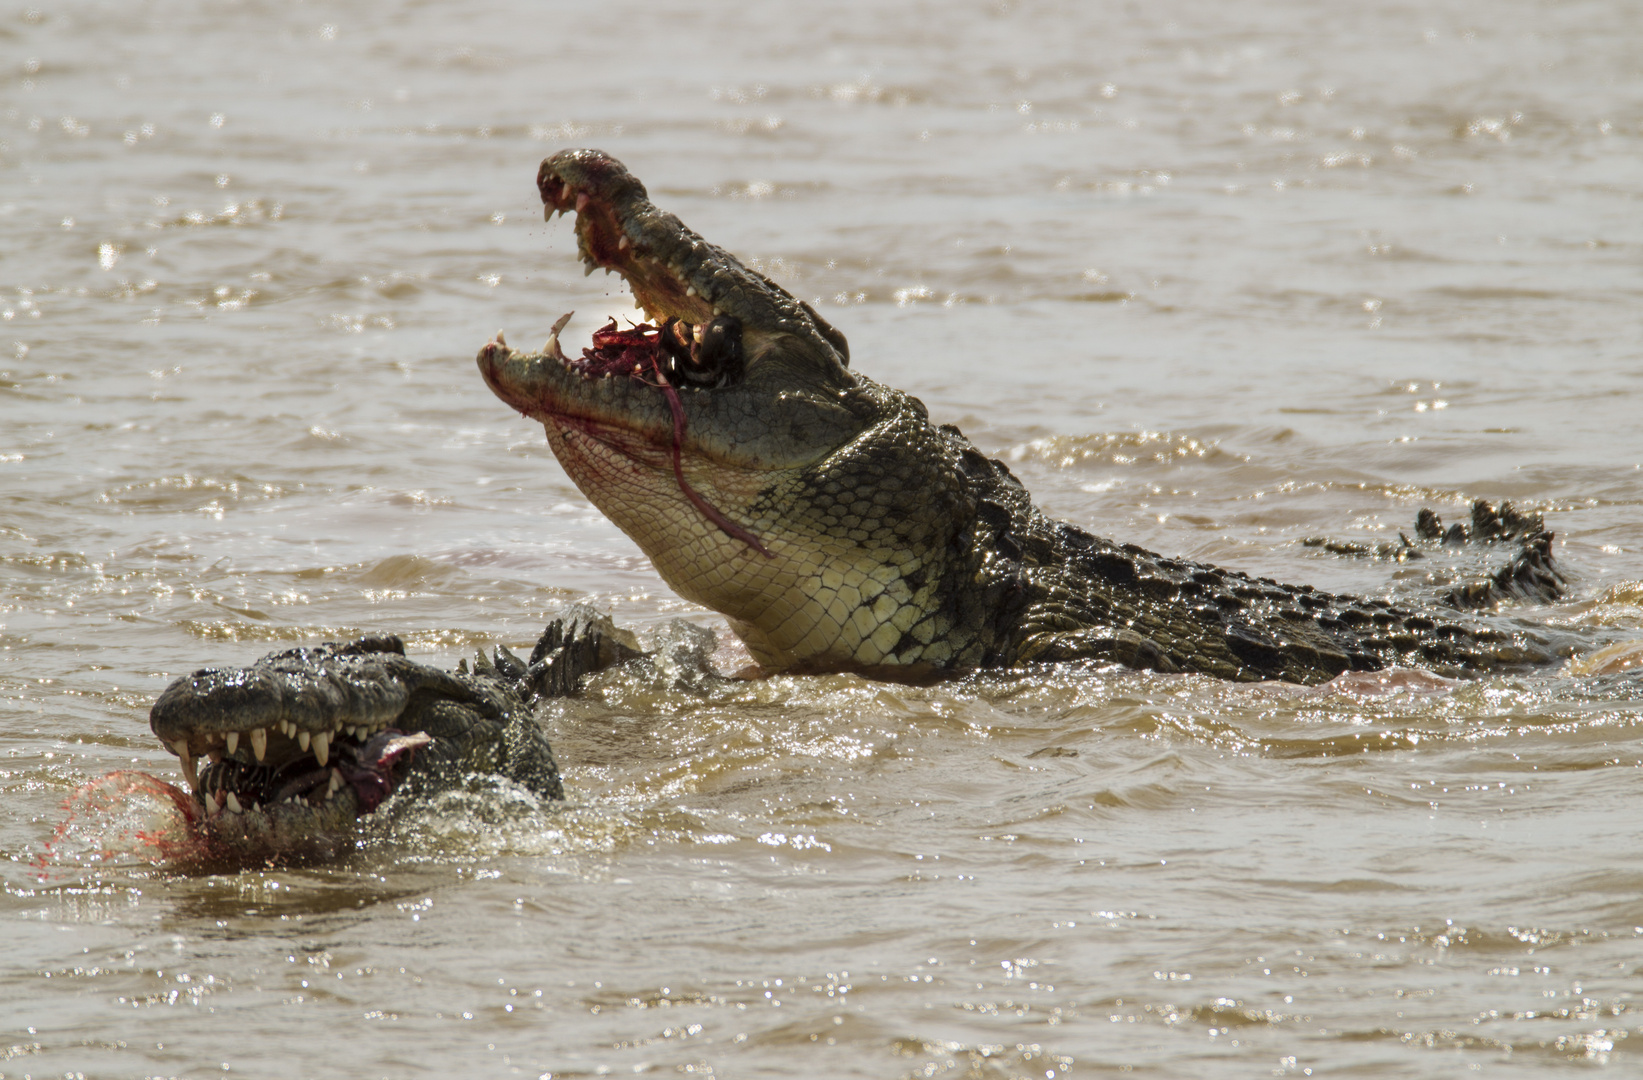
top-left (207, 783), bottom-right (362, 825)
top-left (194, 787), bottom-right (367, 860)
top-left (547, 413), bottom-right (673, 473)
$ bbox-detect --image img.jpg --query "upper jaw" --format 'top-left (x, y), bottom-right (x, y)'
top-left (538, 153), bottom-right (714, 329)
top-left (534, 149), bottom-right (852, 373)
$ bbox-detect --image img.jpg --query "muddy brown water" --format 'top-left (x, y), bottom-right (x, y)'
top-left (4, 1), bottom-right (1643, 1076)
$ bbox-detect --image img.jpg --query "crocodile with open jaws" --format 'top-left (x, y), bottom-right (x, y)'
top-left (476, 148), bottom-right (1569, 686)
top-left (142, 605), bottom-right (636, 862)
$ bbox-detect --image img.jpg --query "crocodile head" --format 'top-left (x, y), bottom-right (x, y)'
top-left (147, 634), bottom-right (555, 862)
top-left (479, 150), bottom-right (974, 674)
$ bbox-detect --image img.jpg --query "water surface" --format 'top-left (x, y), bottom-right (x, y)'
top-left (4, 0), bottom-right (1643, 1075)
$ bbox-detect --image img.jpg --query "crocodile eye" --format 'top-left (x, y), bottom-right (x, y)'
top-left (675, 315), bottom-right (744, 388)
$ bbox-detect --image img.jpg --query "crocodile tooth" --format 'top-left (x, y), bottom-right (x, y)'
top-left (224, 790), bottom-right (243, 814)
top-left (617, 235), bottom-right (629, 251)
top-left (208, 789), bottom-right (223, 814)
top-left (575, 192), bottom-right (589, 213)
top-left (224, 731), bottom-right (238, 755)
top-left (583, 262), bottom-right (595, 277)
top-left (685, 286), bottom-right (695, 297)
top-left (312, 730), bottom-right (330, 767)
top-left (542, 204), bottom-right (553, 222)
top-left (298, 730), bottom-right (311, 752)
top-left (544, 311), bottom-right (573, 361)
top-left (495, 329), bottom-right (507, 348)
top-left (250, 726), bottom-right (267, 762)
top-left (175, 745), bottom-right (199, 792)
top-left (328, 769), bottom-right (344, 797)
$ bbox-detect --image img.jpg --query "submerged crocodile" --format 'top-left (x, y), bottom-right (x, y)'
top-left (144, 605), bottom-right (636, 862)
top-left (477, 149), bottom-right (1569, 686)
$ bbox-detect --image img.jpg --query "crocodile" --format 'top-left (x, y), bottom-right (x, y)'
top-left (143, 604), bottom-right (636, 863)
top-left (476, 149), bottom-right (1570, 686)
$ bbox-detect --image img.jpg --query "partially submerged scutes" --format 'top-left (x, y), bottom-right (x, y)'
top-left (139, 603), bottom-right (641, 867)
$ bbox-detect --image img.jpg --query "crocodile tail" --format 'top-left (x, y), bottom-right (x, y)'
top-left (1437, 500), bottom-right (1566, 609)
top-left (1446, 527), bottom-right (1565, 609)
